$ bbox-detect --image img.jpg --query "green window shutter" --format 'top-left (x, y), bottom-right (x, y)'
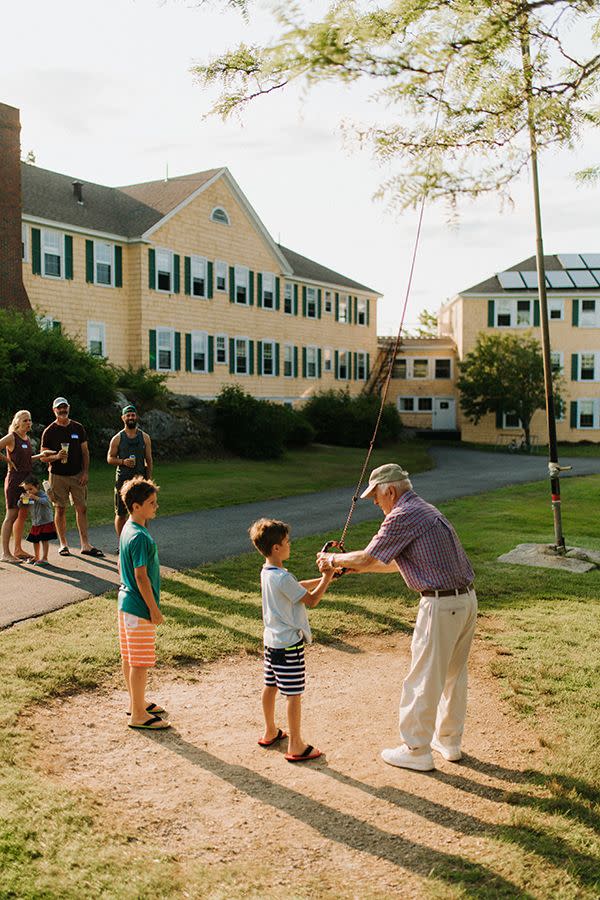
top-left (570, 401), bottom-right (578, 428)
top-left (347, 297), bottom-right (352, 324)
top-left (317, 289), bottom-right (322, 319)
top-left (208, 335), bottom-right (214, 372)
top-left (354, 297), bottom-right (358, 323)
top-left (317, 348), bottom-right (322, 379)
top-left (275, 342), bottom-right (280, 376)
top-left (249, 271), bottom-right (254, 306)
top-left (495, 409), bottom-right (503, 428)
top-left (257, 273), bottom-right (263, 308)
top-left (248, 340), bottom-right (255, 374)
top-left (488, 299), bottom-right (495, 327)
top-left (173, 254), bottom-right (180, 294)
top-left (353, 352), bottom-right (358, 380)
top-left (229, 338), bottom-right (235, 373)
top-left (275, 277), bottom-right (280, 310)
top-left (533, 300), bottom-right (540, 327)
top-left (185, 333), bottom-right (192, 371)
top-left (31, 227), bottom-right (41, 274)
top-left (207, 261), bottom-right (213, 299)
top-left (149, 330), bottom-right (157, 370)
top-left (229, 267), bottom-right (235, 302)
top-left (293, 345), bottom-right (298, 377)
top-left (115, 245), bottom-right (123, 287)
top-left (52, 321), bottom-right (62, 334)
top-left (335, 293), bottom-right (339, 321)
top-left (366, 299), bottom-right (370, 326)
top-left (184, 257), bottom-right (191, 295)
top-left (302, 346), bottom-right (307, 378)
top-left (257, 341), bottom-right (263, 375)
top-left (149, 249), bottom-right (156, 290)
top-left (571, 353), bottom-right (579, 381)
top-left (366, 352), bottom-right (370, 378)
top-left (302, 286), bottom-right (307, 317)
top-left (572, 298), bottom-right (579, 326)
top-left (174, 332), bottom-right (181, 370)
top-left (85, 240), bottom-right (94, 283)
top-left (334, 350), bottom-right (339, 379)
top-left (64, 235), bottom-right (73, 280)
top-left (293, 284), bottom-right (298, 316)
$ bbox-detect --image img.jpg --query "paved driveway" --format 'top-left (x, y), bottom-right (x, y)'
top-left (2, 446), bottom-right (598, 628)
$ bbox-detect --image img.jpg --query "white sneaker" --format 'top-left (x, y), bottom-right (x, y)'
top-left (381, 744), bottom-right (435, 771)
top-left (431, 737), bottom-right (462, 762)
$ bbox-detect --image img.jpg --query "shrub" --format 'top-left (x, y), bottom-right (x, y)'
top-left (302, 389), bottom-right (401, 447)
top-left (213, 386), bottom-right (314, 459)
top-left (114, 366), bottom-right (170, 412)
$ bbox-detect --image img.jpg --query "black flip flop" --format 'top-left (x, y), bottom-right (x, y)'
top-left (285, 744), bottom-right (322, 763)
top-left (58, 547), bottom-right (71, 557)
top-left (128, 715), bottom-right (170, 730)
top-left (258, 728), bottom-right (287, 747)
top-left (126, 703), bottom-right (165, 716)
top-left (81, 547), bottom-right (104, 558)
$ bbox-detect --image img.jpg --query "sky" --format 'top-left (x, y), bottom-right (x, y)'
top-left (3, 0), bottom-right (599, 334)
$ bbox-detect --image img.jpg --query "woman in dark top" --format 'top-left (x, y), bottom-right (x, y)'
top-left (0, 410), bottom-right (49, 562)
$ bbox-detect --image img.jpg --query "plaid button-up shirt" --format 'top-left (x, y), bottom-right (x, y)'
top-left (365, 490), bottom-right (474, 593)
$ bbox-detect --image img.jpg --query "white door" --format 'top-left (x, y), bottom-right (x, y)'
top-left (432, 398), bottom-right (456, 430)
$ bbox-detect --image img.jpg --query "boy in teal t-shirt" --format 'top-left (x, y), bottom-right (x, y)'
top-left (118, 477), bottom-right (169, 730)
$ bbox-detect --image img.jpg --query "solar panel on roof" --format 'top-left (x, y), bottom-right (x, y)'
top-left (520, 271), bottom-right (538, 288)
top-left (546, 270), bottom-right (574, 289)
top-left (568, 269), bottom-right (597, 288)
top-left (498, 271), bottom-right (525, 289)
top-left (581, 254), bottom-right (600, 269)
top-left (591, 271), bottom-right (600, 285)
top-left (557, 254), bottom-right (585, 269)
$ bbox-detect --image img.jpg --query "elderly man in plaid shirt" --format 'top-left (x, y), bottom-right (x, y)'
top-left (317, 463), bottom-right (476, 772)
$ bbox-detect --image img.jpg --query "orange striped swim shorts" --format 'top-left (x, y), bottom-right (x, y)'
top-left (118, 611), bottom-right (156, 668)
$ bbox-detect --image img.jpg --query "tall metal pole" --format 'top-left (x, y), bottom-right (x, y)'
top-left (519, 15), bottom-right (566, 552)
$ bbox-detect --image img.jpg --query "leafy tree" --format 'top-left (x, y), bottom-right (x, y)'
top-left (412, 308), bottom-right (438, 338)
top-left (457, 333), bottom-right (561, 448)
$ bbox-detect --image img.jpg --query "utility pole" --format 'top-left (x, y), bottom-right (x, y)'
top-left (519, 14), bottom-right (566, 552)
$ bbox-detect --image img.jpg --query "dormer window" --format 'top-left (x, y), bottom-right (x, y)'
top-left (211, 207), bottom-right (230, 225)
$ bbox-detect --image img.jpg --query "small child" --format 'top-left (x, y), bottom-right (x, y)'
top-left (20, 477), bottom-right (57, 565)
top-left (118, 476), bottom-right (169, 730)
top-left (249, 517), bottom-right (334, 763)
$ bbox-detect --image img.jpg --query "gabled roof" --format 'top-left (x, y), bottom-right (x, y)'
top-left (118, 169), bottom-right (223, 218)
top-left (461, 254), bottom-right (595, 294)
top-left (278, 244), bottom-right (380, 294)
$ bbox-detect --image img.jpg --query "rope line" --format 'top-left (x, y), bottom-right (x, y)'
top-left (338, 44), bottom-right (454, 547)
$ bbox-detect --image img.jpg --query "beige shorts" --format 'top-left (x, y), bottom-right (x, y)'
top-left (49, 473), bottom-right (87, 507)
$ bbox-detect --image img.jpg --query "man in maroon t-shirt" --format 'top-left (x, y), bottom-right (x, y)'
top-left (41, 397), bottom-right (104, 558)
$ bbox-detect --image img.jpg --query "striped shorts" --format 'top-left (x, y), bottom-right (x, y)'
top-left (118, 611), bottom-right (156, 668)
top-left (263, 641), bottom-right (305, 696)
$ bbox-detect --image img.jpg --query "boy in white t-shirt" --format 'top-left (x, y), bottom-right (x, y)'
top-left (249, 518), bottom-right (334, 762)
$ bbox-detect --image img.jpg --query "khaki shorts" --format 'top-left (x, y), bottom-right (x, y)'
top-left (49, 473), bottom-right (87, 507)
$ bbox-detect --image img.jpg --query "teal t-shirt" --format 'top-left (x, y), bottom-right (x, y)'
top-left (118, 519), bottom-right (160, 620)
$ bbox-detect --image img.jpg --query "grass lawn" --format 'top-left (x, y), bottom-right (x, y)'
top-left (80, 441), bottom-right (433, 527)
top-left (2, 475), bottom-right (600, 896)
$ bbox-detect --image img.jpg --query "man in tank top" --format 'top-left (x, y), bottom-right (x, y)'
top-left (107, 405), bottom-right (153, 536)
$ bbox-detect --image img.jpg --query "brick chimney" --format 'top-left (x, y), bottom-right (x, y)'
top-left (0, 103), bottom-right (31, 311)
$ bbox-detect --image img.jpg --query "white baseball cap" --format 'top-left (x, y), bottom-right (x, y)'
top-left (52, 397), bottom-right (69, 408)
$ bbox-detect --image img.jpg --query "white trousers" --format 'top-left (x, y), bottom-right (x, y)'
top-left (399, 589), bottom-right (477, 752)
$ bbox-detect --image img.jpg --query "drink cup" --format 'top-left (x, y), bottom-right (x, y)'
top-left (61, 442), bottom-right (69, 460)
top-left (21, 494), bottom-right (30, 505)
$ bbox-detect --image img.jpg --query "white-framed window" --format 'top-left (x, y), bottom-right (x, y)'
top-left (357, 298), bottom-right (367, 325)
top-left (261, 339), bottom-right (276, 376)
top-left (338, 295), bottom-right (348, 323)
top-left (580, 299), bottom-right (599, 327)
top-left (156, 249), bottom-right (173, 293)
top-left (215, 260), bottom-right (228, 293)
top-left (157, 328), bottom-right (175, 371)
top-left (234, 337), bottom-right (250, 375)
top-left (324, 347), bottom-right (332, 373)
top-left (412, 359), bottom-right (429, 378)
top-left (397, 397), bottom-right (414, 412)
top-left (577, 399), bottom-right (599, 429)
top-left (306, 287), bottom-right (317, 318)
top-left (87, 321), bottom-right (106, 357)
top-left (548, 299), bottom-right (564, 321)
top-left (550, 350), bottom-right (563, 373)
top-left (42, 228), bottom-right (63, 278)
top-left (235, 266), bottom-right (249, 304)
top-left (211, 207), bottom-right (230, 225)
top-left (37, 315), bottom-right (59, 331)
top-left (393, 358), bottom-right (407, 379)
top-left (191, 331), bottom-right (208, 373)
top-left (356, 351), bottom-right (367, 380)
top-left (284, 343), bottom-right (294, 378)
top-left (306, 345), bottom-right (318, 379)
top-left (435, 358), bottom-right (452, 379)
top-left (495, 298), bottom-right (533, 328)
top-left (516, 299), bottom-right (532, 326)
top-left (94, 241), bottom-right (114, 286)
top-left (215, 333), bottom-right (228, 365)
top-left (22, 223), bottom-right (28, 262)
top-left (337, 349), bottom-right (351, 380)
top-left (579, 352), bottom-right (597, 381)
top-left (191, 256), bottom-right (207, 298)
top-left (496, 300), bottom-right (513, 327)
top-left (262, 272), bottom-right (275, 309)
top-left (397, 396), bottom-right (433, 412)
top-left (503, 411), bottom-right (521, 428)
top-left (324, 290), bottom-right (333, 314)
top-left (284, 282), bottom-right (293, 315)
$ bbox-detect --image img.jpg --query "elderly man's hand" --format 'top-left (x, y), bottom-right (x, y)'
top-left (317, 554), bottom-right (334, 574)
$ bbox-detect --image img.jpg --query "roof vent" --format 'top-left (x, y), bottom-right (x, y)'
top-left (72, 181), bottom-right (84, 204)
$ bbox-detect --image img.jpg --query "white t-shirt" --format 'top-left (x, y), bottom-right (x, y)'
top-left (261, 564), bottom-right (310, 649)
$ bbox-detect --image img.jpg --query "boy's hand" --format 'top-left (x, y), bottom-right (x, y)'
top-left (150, 608), bottom-right (164, 625)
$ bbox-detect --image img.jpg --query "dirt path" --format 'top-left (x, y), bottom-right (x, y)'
top-left (27, 634), bottom-right (545, 898)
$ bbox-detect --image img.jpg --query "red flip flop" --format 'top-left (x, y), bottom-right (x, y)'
top-left (258, 728), bottom-right (287, 747)
top-left (285, 744), bottom-right (322, 763)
